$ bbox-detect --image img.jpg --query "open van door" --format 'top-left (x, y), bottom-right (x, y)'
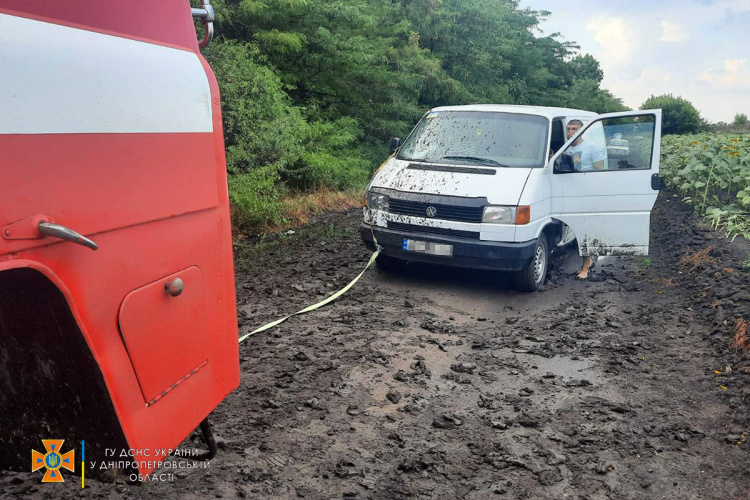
top-left (550, 110), bottom-right (662, 256)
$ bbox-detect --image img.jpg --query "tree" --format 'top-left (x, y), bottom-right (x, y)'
top-left (641, 94), bottom-right (703, 135)
top-left (734, 113), bottom-right (749, 125)
top-left (563, 80), bottom-right (628, 114)
top-left (568, 54), bottom-right (604, 83)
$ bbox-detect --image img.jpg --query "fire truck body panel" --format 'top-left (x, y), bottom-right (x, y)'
top-left (0, 1), bottom-right (239, 477)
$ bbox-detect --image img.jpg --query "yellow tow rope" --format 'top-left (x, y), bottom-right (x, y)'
top-left (238, 247), bottom-right (380, 343)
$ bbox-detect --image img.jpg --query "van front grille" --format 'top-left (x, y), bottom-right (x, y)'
top-left (387, 221), bottom-right (480, 240)
top-left (389, 199), bottom-right (483, 223)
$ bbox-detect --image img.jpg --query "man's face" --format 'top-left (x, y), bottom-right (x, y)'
top-left (566, 123), bottom-right (581, 140)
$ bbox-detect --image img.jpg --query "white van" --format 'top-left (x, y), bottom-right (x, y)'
top-left (361, 105), bottom-right (662, 291)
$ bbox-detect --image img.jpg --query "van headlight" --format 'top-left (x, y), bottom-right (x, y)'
top-left (365, 191), bottom-right (389, 211)
top-left (482, 205), bottom-right (530, 225)
top-left (482, 206), bottom-right (516, 224)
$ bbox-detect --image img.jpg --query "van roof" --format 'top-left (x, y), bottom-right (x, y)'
top-left (430, 104), bottom-right (599, 119)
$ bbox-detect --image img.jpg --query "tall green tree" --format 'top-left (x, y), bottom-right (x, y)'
top-left (213, 0), bottom-right (451, 139)
top-left (568, 54), bottom-right (604, 83)
top-left (641, 94), bottom-right (703, 135)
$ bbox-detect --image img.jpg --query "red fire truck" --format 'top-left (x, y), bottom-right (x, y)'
top-left (0, 0), bottom-right (239, 479)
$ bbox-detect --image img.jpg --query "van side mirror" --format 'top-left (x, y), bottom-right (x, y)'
top-left (389, 137), bottom-right (401, 155)
top-left (554, 152), bottom-right (576, 174)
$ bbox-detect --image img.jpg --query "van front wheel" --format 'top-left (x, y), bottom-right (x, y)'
top-left (514, 235), bottom-right (548, 292)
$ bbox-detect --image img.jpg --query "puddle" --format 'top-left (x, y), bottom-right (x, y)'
top-left (514, 353), bottom-right (603, 383)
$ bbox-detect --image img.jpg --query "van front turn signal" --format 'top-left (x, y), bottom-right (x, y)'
top-left (515, 205), bottom-right (531, 225)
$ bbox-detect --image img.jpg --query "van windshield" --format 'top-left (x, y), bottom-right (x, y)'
top-left (397, 111), bottom-right (549, 168)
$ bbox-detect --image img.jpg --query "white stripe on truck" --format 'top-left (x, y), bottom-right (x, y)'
top-left (0, 13), bottom-right (213, 135)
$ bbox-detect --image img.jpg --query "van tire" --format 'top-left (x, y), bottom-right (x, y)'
top-left (376, 254), bottom-right (406, 272)
top-left (514, 235), bottom-right (548, 292)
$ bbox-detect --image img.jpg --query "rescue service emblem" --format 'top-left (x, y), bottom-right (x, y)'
top-left (426, 206), bottom-right (437, 217)
top-left (32, 439), bottom-right (75, 482)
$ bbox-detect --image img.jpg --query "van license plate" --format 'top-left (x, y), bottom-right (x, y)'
top-left (402, 239), bottom-right (453, 257)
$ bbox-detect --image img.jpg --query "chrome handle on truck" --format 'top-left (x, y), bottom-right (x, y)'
top-left (38, 222), bottom-right (98, 251)
top-left (192, 0), bottom-right (215, 48)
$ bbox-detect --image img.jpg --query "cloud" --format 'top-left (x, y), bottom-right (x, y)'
top-left (725, 58), bottom-right (748, 74)
top-left (607, 66), bottom-right (674, 109)
top-left (692, 0), bottom-right (750, 21)
top-left (660, 21), bottom-right (687, 42)
top-left (639, 66), bottom-right (674, 87)
top-left (722, 0), bottom-right (750, 13)
top-left (722, 58), bottom-right (750, 86)
top-left (521, 0), bottom-right (750, 121)
top-left (699, 58), bottom-right (750, 89)
top-left (586, 17), bottom-right (633, 61)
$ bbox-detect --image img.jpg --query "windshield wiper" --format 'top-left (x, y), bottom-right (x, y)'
top-left (440, 156), bottom-right (510, 167)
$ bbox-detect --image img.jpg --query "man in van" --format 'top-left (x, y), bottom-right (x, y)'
top-left (565, 119), bottom-right (605, 278)
top-left (566, 119), bottom-right (606, 171)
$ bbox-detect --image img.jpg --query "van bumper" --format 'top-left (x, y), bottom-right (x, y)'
top-left (360, 224), bottom-right (536, 272)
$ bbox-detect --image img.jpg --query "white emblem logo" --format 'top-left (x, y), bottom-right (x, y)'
top-left (426, 206), bottom-right (437, 217)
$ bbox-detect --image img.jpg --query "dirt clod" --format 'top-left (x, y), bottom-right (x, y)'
top-left (450, 362), bottom-right (477, 373)
top-left (386, 388), bottom-right (402, 404)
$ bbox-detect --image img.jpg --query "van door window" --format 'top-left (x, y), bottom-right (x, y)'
top-left (558, 115), bottom-right (656, 172)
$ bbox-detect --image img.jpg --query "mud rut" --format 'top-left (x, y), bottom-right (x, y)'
top-left (3, 192), bottom-right (750, 500)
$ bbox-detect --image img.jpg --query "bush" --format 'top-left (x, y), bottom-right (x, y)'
top-left (281, 118), bottom-right (371, 190)
top-left (227, 169), bottom-right (284, 235)
top-left (641, 94), bottom-right (703, 135)
top-left (206, 39), bottom-right (375, 235)
top-left (204, 40), bottom-right (307, 176)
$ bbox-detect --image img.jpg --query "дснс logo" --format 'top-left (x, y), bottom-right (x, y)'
top-left (31, 439), bottom-right (75, 482)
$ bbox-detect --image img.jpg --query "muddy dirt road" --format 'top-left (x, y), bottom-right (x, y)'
top-left (3, 193), bottom-right (750, 499)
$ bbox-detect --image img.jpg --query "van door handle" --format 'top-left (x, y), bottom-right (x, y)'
top-left (38, 222), bottom-right (98, 250)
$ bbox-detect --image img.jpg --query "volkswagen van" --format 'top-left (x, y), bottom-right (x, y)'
top-left (361, 105), bottom-right (662, 291)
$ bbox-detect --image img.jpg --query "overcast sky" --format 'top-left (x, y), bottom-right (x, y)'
top-left (520, 0), bottom-right (750, 123)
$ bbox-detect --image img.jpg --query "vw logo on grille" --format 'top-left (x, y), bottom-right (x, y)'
top-left (425, 206), bottom-right (437, 217)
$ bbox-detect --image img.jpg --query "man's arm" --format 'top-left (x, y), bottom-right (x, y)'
top-left (592, 144), bottom-right (607, 170)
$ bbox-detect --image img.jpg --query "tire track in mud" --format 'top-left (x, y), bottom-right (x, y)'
top-left (2, 193), bottom-right (750, 499)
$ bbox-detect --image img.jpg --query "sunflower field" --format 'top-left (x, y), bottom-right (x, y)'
top-left (661, 133), bottom-right (750, 239)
